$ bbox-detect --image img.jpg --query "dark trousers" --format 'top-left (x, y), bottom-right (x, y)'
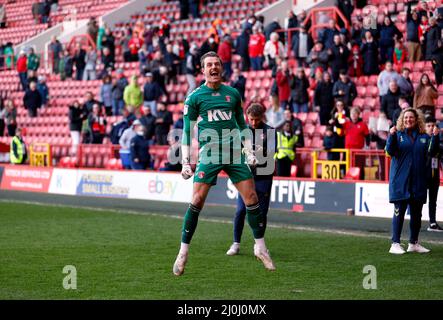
top-left (19, 72), bottom-right (28, 91)
top-left (155, 133), bottom-right (168, 145)
top-left (434, 65), bottom-right (443, 85)
top-left (233, 178), bottom-right (273, 243)
top-left (131, 160), bottom-right (148, 170)
top-left (428, 178), bottom-right (439, 224)
top-left (76, 67), bottom-right (85, 80)
top-left (7, 124), bottom-right (17, 136)
top-left (0, 120), bottom-right (4, 136)
top-left (276, 156), bottom-right (293, 177)
top-left (392, 199), bottom-right (424, 244)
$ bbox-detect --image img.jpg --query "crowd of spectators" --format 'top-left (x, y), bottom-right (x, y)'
top-left (2, 0), bottom-right (443, 172)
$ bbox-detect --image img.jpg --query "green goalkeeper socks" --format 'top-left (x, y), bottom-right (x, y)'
top-left (181, 204), bottom-right (201, 244)
top-left (246, 203), bottom-right (265, 239)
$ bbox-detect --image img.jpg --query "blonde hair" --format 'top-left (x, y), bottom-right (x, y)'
top-left (396, 108), bottom-right (426, 134)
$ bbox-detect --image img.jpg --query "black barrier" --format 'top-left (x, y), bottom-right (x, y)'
top-left (208, 177), bottom-right (355, 214)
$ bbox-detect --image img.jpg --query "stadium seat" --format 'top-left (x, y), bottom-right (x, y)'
top-left (344, 167), bottom-right (361, 180)
top-left (290, 165), bottom-right (298, 177)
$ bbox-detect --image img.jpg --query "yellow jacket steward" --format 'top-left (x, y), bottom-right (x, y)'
top-left (274, 132), bottom-right (297, 161)
top-left (10, 136), bottom-right (26, 164)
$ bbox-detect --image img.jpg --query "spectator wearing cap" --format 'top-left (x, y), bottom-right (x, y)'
top-left (406, 1), bottom-right (422, 62)
top-left (119, 119), bottom-right (139, 168)
top-left (155, 102), bottom-right (173, 145)
top-left (248, 25), bottom-right (266, 70)
top-left (264, 32), bottom-right (285, 71)
top-left (291, 24), bottom-right (313, 68)
top-left (111, 69), bottom-right (128, 116)
top-left (329, 34), bottom-right (350, 82)
top-left (37, 76), bottom-right (49, 108)
top-left (332, 70), bottom-right (357, 108)
top-left (143, 72), bottom-right (163, 117)
top-left (306, 41), bottom-right (329, 78)
top-left (361, 31), bottom-right (379, 76)
top-left (130, 122), bottom-right (151, 170)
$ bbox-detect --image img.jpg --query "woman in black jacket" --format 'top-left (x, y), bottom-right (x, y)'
top-left (290, 67), bottom-right (310, 113)
top-left (68, 100), bottom-right (87, 151)
top-left (314, 71), bottom-right (334, 125)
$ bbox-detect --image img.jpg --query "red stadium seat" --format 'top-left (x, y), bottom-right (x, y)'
top-left (290, 165), bottom-right (298, 177)
top-left (344, 167), bottom-right (361, 180)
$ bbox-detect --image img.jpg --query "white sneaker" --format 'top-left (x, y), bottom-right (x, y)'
top-left (389, 243), bottom-right (405, 255)
top-left (173, 252), bottom-right (188, 276)
top-left (407, 243), bottom-right (430, 253)
top-left (226, 243), bottom-right (240, 256)
top-left (254, 245), bottom-right (276, 271)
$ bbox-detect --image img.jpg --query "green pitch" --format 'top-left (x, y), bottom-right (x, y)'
top-left (0, 201), bottom-right (442, 300)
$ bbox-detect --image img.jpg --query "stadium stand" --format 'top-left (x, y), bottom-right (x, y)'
top-left (0, 0), bottom-right (442, 181)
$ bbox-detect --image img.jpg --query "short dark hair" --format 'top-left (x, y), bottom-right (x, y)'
top-left (200, 51), bottom-right (222, 68)
top-left (246, 103), bottom-right (265, 117)
top-left (425, 115), bottom-right (437, 123)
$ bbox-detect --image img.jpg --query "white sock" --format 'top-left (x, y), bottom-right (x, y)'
top-left (254, 238), bottom-right (266, 251)
top-left (179, 242), bottom-right (189, 254)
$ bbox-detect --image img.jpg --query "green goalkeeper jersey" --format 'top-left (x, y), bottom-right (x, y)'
top-left (182, 83), bottom-right (248, 164)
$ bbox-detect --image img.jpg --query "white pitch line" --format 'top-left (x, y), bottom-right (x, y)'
top-left (2, 199), bottom-right (443, 245)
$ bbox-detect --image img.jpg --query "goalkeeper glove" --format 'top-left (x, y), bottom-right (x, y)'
top-left (242, 147), bottom-right (257, 167)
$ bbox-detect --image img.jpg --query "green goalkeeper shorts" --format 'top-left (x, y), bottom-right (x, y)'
top-left (193, 163), bottom-right (253, 185)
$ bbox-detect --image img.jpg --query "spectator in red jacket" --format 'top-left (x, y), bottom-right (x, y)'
top-left (342, 107), bottom-right (369, 149)
top-left (276, 60), bottom-right (291, 111)
top-left (17, 50), bottom-right (28, 91)
top-left (128, 31), bottom-right (143, 62)
top-left (217, 35), bottom-right (233, 80)
top-left (348, 43), bottom-right (363, 78)
top-left (248, 25), bottom-right (266, 70)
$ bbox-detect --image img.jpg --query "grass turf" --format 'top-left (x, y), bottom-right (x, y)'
top-left (0, 202), bottom-right (442, 300)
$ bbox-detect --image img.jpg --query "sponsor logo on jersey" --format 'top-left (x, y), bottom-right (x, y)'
top-left (207, 109), bottom-right (232, 122)
top-left (212, 92), bottom-right (221, 96)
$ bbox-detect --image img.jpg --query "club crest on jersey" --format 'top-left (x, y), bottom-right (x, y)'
top-left (225, 95), bottom-right (231, 102)
top-left (198, 171), bottom-right (205, 179)
top-left (207, 109), bottom-right (232, 122)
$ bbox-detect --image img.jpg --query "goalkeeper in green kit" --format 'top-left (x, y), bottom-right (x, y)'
top-left (173, 52), bottom-right (276, 276)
